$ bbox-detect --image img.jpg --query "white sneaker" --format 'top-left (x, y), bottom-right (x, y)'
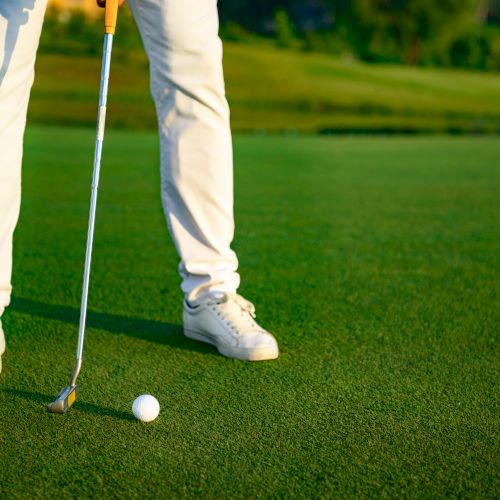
top-left (0, 319), bottom-right (5, 374)
top-left (183, 293), bottom-right (279, 361)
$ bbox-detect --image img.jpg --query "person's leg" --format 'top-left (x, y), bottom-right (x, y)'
top-left (127, 0), bottom-right (278, 360)
top-left (126, 0), bottom-right (239, 305)
top-left (0, 0), bottom-right (48, 371)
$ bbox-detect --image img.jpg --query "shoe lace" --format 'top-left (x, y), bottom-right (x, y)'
top-left (208, 293), bottom-right (259, 333)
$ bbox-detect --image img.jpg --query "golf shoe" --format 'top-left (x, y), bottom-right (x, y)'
top-left (183, 293), bottom-right (279, 361)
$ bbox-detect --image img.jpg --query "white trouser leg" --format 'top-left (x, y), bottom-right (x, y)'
top-left (126, 0), bottom-right (240, 305)
top-left (0, 0), bottom-right (47, 317)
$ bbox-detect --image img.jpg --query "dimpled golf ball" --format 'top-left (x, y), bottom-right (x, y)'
top-left (132, 394), bottom-right (160, 422)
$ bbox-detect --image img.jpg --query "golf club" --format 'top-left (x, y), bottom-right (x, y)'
top-left (47, 0), bottom-right (119, 414)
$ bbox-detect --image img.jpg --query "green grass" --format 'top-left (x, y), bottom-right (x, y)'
top-left (31, 42), bottom-right (500, 134)
top-left (0, 127), bottom-right (499, 497)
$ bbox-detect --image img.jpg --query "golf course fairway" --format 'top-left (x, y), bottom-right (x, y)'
top-left (0, 127), bottom-right (498, 497)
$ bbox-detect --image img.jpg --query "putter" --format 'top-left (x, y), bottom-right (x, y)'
top-left (47, 0), bottom-right (119, 414)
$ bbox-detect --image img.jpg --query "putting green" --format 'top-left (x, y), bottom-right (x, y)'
top-left (0, 127), bottom-right (498, 497)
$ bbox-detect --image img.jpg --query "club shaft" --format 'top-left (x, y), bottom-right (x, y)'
top-left (70, 33), bottom-right (114, 387)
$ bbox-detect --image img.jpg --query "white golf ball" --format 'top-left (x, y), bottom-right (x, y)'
top-left (132, 394), bottom-right (160, 422)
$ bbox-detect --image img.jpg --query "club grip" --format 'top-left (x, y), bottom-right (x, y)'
top-left (104, 0), bottom-right (119, 35)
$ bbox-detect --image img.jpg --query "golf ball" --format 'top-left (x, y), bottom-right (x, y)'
top-left (132, 394), bottom-right (160, 422)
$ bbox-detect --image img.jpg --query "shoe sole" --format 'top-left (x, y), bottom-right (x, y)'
top-left (184, 328), bottom-right (279, 361)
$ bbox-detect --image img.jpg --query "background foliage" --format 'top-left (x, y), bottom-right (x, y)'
top-left (36, 1), bottom-right (500, 134)
top-left (41, 0), bottom-right (500, 71)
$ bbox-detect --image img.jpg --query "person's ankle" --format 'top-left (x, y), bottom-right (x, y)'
top-left (186, 290), bottom-right (234, 308)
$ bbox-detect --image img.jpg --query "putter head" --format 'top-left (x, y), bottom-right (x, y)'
top-left (47, 385), bottom-right (78, 413)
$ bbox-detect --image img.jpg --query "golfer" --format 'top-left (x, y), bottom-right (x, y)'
top-left (0, 0), bottom-right (279, 373)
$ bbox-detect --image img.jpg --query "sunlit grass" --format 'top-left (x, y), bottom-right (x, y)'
top-left (30, 43), bottom-right (500, 133)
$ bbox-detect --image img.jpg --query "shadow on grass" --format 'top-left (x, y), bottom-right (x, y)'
top-left (9, 297), bottom-right (215, 356)
top-left (2, 388), bottom-right (135, 421)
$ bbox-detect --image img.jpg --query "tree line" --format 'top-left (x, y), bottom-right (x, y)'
top-left (41, 0), bottom-right (500, 71)
top-left (219, 0), bottom-right (500, 70)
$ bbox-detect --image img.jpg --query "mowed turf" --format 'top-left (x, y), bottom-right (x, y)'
top-left (30, 42), bottom-right (500, 134)
top-left (0, 127), bottom-right (499, 497)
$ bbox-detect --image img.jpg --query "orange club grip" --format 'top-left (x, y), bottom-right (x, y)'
top-left (104, 0), bottom-right (119, 35)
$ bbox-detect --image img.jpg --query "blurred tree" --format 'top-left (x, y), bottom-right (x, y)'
top-left (330, 0), bottom-right (481, 64)
top-left (274, 9), bottom-right (300, 48)
top-left (41, 0), bottom-right (500, 70)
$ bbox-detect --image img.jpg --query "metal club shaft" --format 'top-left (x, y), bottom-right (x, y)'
top-left (48, 0), bottom-right (119, 415)
top-left (69, 33), bottom-right (114, 387)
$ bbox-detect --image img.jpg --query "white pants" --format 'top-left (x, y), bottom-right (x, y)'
top-left (0, 0), bottom-right (240, 316)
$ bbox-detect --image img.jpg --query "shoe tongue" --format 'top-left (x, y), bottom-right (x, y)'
top-left (230, 294), bottom-right (256, 317)
top-left (209, 293), bottom-right (256, 317)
